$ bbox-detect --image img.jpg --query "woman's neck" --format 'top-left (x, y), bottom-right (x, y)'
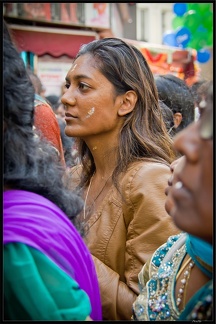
top-left (85, 137), bottom-right (118, 178)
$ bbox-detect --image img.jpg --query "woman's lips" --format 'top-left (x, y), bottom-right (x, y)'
top-left (171, 180), bottom-right (191, 201)
top-left (165, 179), bottom-right (189, 200)
top-left (65, 112), bottom-right (77, 120)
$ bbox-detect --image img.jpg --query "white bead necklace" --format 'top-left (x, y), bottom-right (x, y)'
top-left (176, 256), bottom-right (195, 309)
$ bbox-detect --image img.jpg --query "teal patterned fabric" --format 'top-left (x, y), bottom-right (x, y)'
top-left (132, 233), bottom-right (212, 321)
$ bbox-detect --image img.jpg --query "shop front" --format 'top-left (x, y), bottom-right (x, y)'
top-left (4, 3), bottom-right (111, 96)
top-left (123, 38), bottom-right (200, 86)
top-left (9, 24), bottom-right (98, 96)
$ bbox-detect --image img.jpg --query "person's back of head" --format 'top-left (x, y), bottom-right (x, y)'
top-left (154, 74), bottom-right (194, 132)
top-left (190, 80), bottom-right (206, 107)
top-left (57, 118), bottom-right (77, 167)
top-left (45, 94), bottom-right (61, 112)
top-left (196, 80), bottom-right (212, 109)
top-left (3, 24), bottom-right (35, 131)
top-left (26, 67), bottom-right (45, 96)
top-left (3, 20), bottom-right (83, 230)
top-left (159, 100), bottom-right (175, 137)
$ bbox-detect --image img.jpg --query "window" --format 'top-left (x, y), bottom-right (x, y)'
top-left (161, 10), bottom-right (173, 35)
top-left (139, 8), bottom-right (149, 42)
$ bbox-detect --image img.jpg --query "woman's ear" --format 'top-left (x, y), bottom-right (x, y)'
top-left (173, 112), bottom-right (182, 128)
top-left (118, 90), bottom-right (137, 116)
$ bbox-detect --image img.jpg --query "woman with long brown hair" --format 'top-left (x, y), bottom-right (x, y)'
top-left (62, 38), bottom-right (179, 320)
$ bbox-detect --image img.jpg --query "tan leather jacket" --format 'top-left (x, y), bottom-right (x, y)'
top-left (69, 161), bottom-right (179, 320)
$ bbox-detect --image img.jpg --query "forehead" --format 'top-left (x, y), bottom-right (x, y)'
top-left (67, 54), bottom-right (100, 77)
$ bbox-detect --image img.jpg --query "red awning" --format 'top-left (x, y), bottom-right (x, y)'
top-left (10, 26), bottom-right (97, 58)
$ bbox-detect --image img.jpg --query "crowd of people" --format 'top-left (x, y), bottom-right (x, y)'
top-left (3, 19), bottom-right (213, 321)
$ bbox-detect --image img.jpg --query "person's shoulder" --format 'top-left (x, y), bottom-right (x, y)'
top-left (122, 160), bottom-right (170, 183)
top-left (128, 159), bottom-right (170, 172)
top-left (120, 160), bottom-right (171, 197)
top-left (151, 233), bottom-right (184, 267)
top-left (34, 93), bottom-right (50, 106)
top-left (34, 95), bottom-right (55, 115)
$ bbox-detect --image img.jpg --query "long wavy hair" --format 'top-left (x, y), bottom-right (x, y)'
top-left (3, 21), bottom-right (84, 233)
top-left (74, 38), bottom-right (177, 188)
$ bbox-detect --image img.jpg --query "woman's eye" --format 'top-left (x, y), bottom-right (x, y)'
top-left (79, 82), bottom-right (89, 91)
top-left (65, 83), bottom-right (70, 89)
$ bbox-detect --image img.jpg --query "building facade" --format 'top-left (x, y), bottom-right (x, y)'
top-left (3, 2), bottom-right (212, 95)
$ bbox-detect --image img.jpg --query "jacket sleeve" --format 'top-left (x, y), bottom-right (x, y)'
top-left (92, 255), bottom-right (137, 320)
top-left (92, 162), bottom-right (179, 320)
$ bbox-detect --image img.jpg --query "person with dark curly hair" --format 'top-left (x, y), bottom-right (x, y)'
top-left (62, 37), bottom-right (180, 320)
top-left (3, 20), bottom-right (101, 321)
top-left (155, 74), bottom-right (195, 135)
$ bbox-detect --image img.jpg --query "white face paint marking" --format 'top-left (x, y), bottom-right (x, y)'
top-left (85, 107), bottom-right (95, 119)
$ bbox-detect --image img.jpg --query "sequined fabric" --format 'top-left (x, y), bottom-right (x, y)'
top-left (132, 233), bottom-right (212, 321)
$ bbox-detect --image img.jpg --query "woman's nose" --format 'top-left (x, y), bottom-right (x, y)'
top-left (61, 89), bottom-right (76, 106)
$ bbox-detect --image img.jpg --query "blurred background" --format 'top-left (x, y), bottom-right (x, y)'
top-left (4, 2), bottom-right (213, 97)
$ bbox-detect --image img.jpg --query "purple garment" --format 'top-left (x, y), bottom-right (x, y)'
top-left (3, 190), bottom-right (102, 320)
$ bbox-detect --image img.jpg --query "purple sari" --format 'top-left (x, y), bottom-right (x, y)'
top-left (3, 190), bottom-right (102, 320)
